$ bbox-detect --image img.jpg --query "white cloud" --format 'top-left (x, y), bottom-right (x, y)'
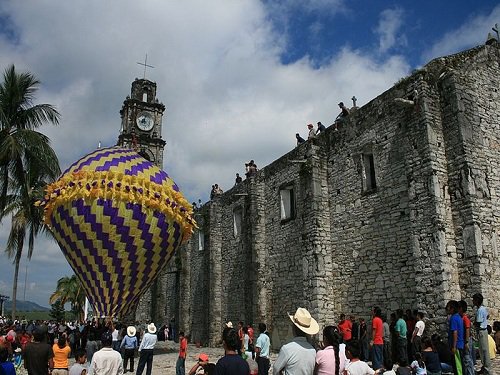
top-left (422, 5), bottom-right (500, 62)
top-left (0, 0), bottom-right (412, 307)
top-left (374, 7), bottom-right (407, 54)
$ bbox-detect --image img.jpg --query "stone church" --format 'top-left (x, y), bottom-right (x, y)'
top-left (119, 42), bottom-right (500, 348)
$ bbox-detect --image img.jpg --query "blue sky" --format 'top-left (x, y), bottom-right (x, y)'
top-left (0, 0), bottom-right (499, 309)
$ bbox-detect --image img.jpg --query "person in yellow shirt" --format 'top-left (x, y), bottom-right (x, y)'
top-left (52, 334), bottom-right (72, 375)
top-left (487, 326), bottom-right (497, 360)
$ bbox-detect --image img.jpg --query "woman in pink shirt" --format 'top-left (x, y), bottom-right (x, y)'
top-left (315, 326), bottom-right (341, 375)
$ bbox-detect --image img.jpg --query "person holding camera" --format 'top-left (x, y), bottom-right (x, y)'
top-left (188, 353), bottom-right (215, 375)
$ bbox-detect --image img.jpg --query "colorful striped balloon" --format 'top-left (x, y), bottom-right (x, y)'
top-left (37, 147), bottom-right (196, 317)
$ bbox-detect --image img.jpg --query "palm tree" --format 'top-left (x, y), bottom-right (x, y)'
top-left (0, 64), bottom-right (61, 320)
top-left (49, 275), bottom-right (85, 321)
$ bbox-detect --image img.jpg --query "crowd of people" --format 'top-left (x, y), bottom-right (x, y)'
top-left (0, 318), bottom-right (169, 375)
top-left (296, 101), bottom-right (351, 146)
top-left (207, 101), bottom-right (351, 198)
top-left (210, 184), bottom-right (223, 200)
top-left (0, 292), bottom-right (498, 375)
top-left (212, 297), bottom-right (498, 375)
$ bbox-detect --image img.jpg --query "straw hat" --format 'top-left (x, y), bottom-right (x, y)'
top-left (147, 323), bottom-right (157, 334)
top-left (127, 326), bottom-right (136, 337)
top-left (288, 307), bottom-right (319, 335)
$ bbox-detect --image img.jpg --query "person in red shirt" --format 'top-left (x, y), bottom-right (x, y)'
top-left (338, 314), bottom-right (352, 342)
top-left (176, 331), bottom-right (188, 375)
top-left (371, 306), bottom-right (384, 370)
top-left (459, 300), bottom-right (475, 375)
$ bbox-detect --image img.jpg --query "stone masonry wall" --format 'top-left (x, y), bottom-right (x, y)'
top-left (161, 44), bottom-right (500, 348)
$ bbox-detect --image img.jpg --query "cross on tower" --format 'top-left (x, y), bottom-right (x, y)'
top-left (137, 54), bottom-right (155, 79)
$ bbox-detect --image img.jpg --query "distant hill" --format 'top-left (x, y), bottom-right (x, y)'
top-left (4, 300), bottom-right (50, 312)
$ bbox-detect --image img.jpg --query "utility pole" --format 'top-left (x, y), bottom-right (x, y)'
top-left (0, 295), bottom-right (9, 317)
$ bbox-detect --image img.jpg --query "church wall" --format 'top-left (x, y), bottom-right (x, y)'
top-left (439, 45), bottom-right (500, 316)
top-left (171, 44), bottom-right (500, 346)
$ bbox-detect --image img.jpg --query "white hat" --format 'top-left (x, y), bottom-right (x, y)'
top-left (147, 323), bottom-right (157, 334)
top-left (127, 326), bottom-right (136, 337)
top-left (225, 321), bottom-right (233, 328)
top-left (288, 307), bottom-right (319, 335)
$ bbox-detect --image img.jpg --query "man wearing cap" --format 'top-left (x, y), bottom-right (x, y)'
top-left (307, 124), bottom-right (316, 140)
top-left (187, 353), bottom-right (212, 375)
top-left (88, 331), bottom-right (123, 375)
top-left (136, 323), bottom-right (157, 375)
top-left (272, 308), bottom-right (318, 375)
top-left (120, 326), bottom-right (138, 373)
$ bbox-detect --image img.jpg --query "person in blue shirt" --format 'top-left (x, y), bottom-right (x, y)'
top-left (120, 326), bottom-right (138, 373)
top-left (0, 345), bottom-right (16, 375)
top-left (255, 323), bottom-right (270, 375)
top-left (446, 300), bottom-right (465, 375)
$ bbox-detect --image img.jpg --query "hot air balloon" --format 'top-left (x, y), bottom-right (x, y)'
top-left (37, 147), bottom-right (196, 317)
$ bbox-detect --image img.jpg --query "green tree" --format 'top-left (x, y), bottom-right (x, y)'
top-left (49, 299), bottom-right (65, 322)
top-left (0, 65), bottom-right (61, 320)
top-left (49, 275), bottom-right (85, 321)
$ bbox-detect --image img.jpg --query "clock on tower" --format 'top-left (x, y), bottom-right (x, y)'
top-left (117, 78), bottom-right (166, 167)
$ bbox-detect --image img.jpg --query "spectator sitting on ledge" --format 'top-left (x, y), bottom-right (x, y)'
top-left (296, 133), bottom-right (306, 146)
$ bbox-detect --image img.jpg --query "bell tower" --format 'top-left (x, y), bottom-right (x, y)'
top-left (117, 78), bottom-right (166, 167)
top-left (117, 78), bottom-right (169, 324)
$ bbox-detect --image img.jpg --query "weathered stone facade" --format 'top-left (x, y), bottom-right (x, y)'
top-left (148, 43), bottom-right (500, 347)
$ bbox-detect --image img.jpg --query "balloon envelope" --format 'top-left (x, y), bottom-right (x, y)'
top-left (38, 147), bottom-right (195, 317)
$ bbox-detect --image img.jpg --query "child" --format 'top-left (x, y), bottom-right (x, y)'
top-left (69, 349), bottom-right (88, 375)
top-left (344, 340), bottom-right (381, 375)
top-left (395, 359), bottom-right (411, 375)
top-left (410, 353), bottom-right (427, 375)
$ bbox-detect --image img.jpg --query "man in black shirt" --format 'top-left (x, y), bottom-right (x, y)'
top-left (24, 326), bottom-right (54, 375)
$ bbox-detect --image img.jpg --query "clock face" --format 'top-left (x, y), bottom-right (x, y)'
top-left (136, 112), bottom-right (154, 131)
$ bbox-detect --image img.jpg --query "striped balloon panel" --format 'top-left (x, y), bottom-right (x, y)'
top-left (49, 197), bottom-right (182, 317)
top-left (61, 147), bottom-right (179, 192)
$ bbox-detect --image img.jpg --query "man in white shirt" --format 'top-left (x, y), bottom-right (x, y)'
top-left (307, 124), bottom-right (316, 140)
top-left (136, 323), bottom-right (157, 375)
top-left (88, 331), bottom-right (123, 375)
top-left (272, 308), bottom-right (318, 375)
top-left (411, 312), bottom-right (425, 357)
top-left (473, 293), bottom-right (491, 375)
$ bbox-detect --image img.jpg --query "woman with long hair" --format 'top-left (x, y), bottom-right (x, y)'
top-left (52, 334), bottom-right (71, 375)
top-left (315, 325), bottom-right (341, 374)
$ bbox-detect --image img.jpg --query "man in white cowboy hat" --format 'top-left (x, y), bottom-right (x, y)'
top-left (273, 307), bottom-right (319, 375)
top-left (120, 326), bottom-right (138, 373)
top-left (136, 323), bottom-right (157, 375)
